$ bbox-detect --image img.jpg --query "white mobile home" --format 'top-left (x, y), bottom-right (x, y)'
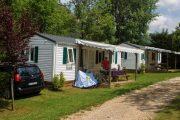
top-left (28, 33), bottom-right (120, 82)
top-left (117, 43), bottom-right (145, 70)
top-left (118, 43), bottom-right (172, 71)
top-left (28, 33), bottom-right (78, 81)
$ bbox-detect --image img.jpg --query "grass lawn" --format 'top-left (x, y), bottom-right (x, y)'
top-left (0, 72), bottom-right (180, 120)
top-left (154, 95), bottom-right (180, 120)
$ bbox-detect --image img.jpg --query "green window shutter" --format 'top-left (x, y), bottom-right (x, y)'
top-left (63, 47), bottom-right (67, 64)
top-left (73, 48), bottom-right (76, 63)
top-left (115, 52), bottom-right (118, 64)
top-left (34, 46), bottom-right (39, 63)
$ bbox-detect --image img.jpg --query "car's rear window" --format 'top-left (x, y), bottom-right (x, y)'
top-left (17, 66), bottom-right (40, 76)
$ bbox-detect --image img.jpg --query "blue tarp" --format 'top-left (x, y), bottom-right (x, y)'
top-left (74, 70), bottom-right (98, 88)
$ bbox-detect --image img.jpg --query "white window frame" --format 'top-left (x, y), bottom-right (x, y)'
top-left (67, 48), bottom-right (74, 64)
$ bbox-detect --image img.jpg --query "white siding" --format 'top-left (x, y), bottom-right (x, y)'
top-left (121, 52), bottom-right (145, 70)
top-left (55, 45), bottom-right (78, 81)
top-left (28, 35), bottom-right (54, 81)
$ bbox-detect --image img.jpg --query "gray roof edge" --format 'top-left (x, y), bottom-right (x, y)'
top-left (36, 32), bottom-right (57, 44)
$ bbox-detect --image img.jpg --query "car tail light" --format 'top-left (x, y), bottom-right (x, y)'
top-left (15, 74), bottom-right (21, 82)
top-left (40, 71), bottom-right (44, 80)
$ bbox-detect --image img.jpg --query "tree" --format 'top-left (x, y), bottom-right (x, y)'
top-left (23, 0), bottom-right (76, 36)
top-left (0, 4), bottom-right (36, 64)
top-left (68, 0), bottom-right (116, 43)
top-left (112, 0), bottom-right (158, 44)
top-left (172, 23), bottom-right (180, 51)
top-left (150, 29), bottom-right (173, 50)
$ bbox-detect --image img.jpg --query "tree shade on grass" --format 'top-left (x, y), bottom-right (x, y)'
top-left (0, 73), bottom-right (180, 120)
top-left (154, 95), bottom-right (180, 120)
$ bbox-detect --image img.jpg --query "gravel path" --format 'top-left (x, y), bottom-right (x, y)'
top-left (64, 77), bottom-right (180, 120)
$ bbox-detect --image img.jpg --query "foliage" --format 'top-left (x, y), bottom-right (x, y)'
top-left (150, 29), bottom-right (173, 50)
top-left (0, 72), bottom-right (180, 119)
top-left (112, 0), bottom-right (158, 44)
top-left (150, 23), bottom-right (180, 52)
top-left (140, 63), bottom-right (146, 74)
top-left (172, 23), bottom-right (180, 51)
top-left (68, 0), bottom-right (116, 44)
top-left (27, 0), bottom-right (76, 36)
top-left (0, 72), bottom-right (11, 97)
top-left (52, 72), bottom-right (65, 91)
top-left (0, 2), bottom-right (36, 64)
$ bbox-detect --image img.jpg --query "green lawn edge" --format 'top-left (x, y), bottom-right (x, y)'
top-left (0, 72), bottom-right (180, 120)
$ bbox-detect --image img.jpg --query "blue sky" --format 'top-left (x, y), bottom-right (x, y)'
top-left (61, 0), bottom-right (180, 33)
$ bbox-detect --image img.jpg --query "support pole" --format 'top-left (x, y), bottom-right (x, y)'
top-left (109, 51), bottom-right (112, 87)
top-left (175, 54), bottom-right (177, 69)
top-left (166, 53), bottom-right (169, 71)
top-left (135, 53), bottom-right (138, 81)
top-left (11, 78), bottom-right (14, 111)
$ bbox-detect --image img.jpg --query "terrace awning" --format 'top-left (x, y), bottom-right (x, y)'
top-left (144, 46), bottom-right (172, 53)
top-left (116, 46), bottom-right (143, 54)
top-left (75, 39), bottom-right (116, 52)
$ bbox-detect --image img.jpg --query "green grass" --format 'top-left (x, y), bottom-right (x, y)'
top-left (154, 95), bottom-right (180, 120)
top-left (0, 72), bottom-right (180, 120)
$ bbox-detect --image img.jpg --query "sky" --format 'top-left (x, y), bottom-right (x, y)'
top-left (61, 0), bottom-right (180, 33)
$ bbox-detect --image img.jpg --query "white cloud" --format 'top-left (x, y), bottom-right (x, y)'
top-left (157, 0), bottom-right (180, 11)
top-left (149, 15), bottom-right (178, 33)
top-left (61, 0), bottom-right (70, 4)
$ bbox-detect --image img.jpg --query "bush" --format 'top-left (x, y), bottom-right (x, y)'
top-left (52, 72), bottom-right (65, 91)
top-left (0, 72), bottom-right (11, 97)
top-left (140, 63), bottom-right (146, 74)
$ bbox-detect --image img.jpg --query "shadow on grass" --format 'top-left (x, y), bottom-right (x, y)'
top-left (155, 95), bottom-right (180, 114)
top-left (0, 98), bottom-right (11, 112)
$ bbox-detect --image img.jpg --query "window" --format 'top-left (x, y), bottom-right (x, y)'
top-left (121, 52), bottom-right (127, 60)
top-left (63, 47), bottom-right (75, 64)
top-left (30, 47), bottom-right (35, 61)
top-left (68, 49), bottom-right (74, 63)
top-left (141, 53), bottom-right (145, 60)
top-left (29, 46), bottom-right (38, 63)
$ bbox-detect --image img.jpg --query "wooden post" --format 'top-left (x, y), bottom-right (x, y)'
top-left (135, 53), bottom-right (138, 81)
top-left (146, 51), bottom-right (149, 71)
top-left (175, 54), bottom-right (177, 69)
top-left (11, 78), bottom-right (14, 111)
top-left (166, 53), bottom-right (169, 71)
top-left (109, 51), bottom-right (112, 87)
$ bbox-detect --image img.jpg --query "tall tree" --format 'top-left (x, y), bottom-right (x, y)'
top-left (0, 3), bottom-right (36, 64)
top-left (68, 0), bottom-right (116, 43)
top-left (112, 0), bottom-right (158, 44)
top-left (172, 23), bottom-right (180, 51)
top-left (150, 29), bottom-right (173, 50)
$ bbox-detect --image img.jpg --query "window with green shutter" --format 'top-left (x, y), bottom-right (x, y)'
top-left (124, 52), bottom-right (127, 59)
top-left (115, 52), bottom-right (118, 64)
top-left (63, 47), bottom-right (67, 64)
top-left (34, 46), bottom-right (39, 63)
top-left (73, 48), bottom-right (76, 63)
top-left (141, 53), bottom-right (145, 60)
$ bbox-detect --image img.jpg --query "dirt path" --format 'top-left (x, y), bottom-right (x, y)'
top-left (64, 77), bottom-right (180, 120)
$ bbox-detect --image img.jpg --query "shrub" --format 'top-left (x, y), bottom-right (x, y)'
top-left (140, 63), bottom-right (146, 74)
top-left (0, 72), bottom-right (11, 97)
top-left (52, 72), bottom-right (65, 91)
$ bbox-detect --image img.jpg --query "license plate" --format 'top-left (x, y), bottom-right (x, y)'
top-left (28, 82), bottom-right (37, 86)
